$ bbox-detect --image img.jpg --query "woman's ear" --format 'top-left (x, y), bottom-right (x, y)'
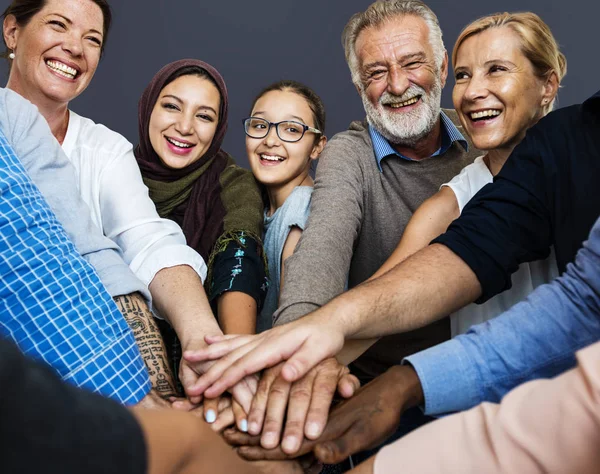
top-left (3, 15), bottom-right (19, 51)
top-left (542, 71), bottom-right (559, 107)
top-left (310, 135), bottom-right (327, 160)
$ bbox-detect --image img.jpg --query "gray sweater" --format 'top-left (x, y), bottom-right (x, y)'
top-left (274, 112), bottom-right (479, 381)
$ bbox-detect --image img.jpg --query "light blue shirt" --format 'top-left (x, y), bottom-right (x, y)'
top-left (0, 99), bottom-right (150, 405)
top-left (369, 111), bottom-right (468, 172)
top-left (260, 186), bottom-right (313, 332)
top-left (405, 214), bottom-right (600, 415)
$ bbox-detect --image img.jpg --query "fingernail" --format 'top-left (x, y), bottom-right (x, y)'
top-left (317, 444), bottom-right (333, 462)
top-left (240, 419), bottom-right (248, 432)
top-left (248, 422), bottom-right (260, 435)
top-left (306, 422), bottom-right (321, 438)
top-left (205, 410), bottom-right (216, 423)
top-left (282, 436), bottom-right (298, 453)
top-left (283, 365), bottom-right (297, 380)
top-left (262, 432), bottom-right (277, 448)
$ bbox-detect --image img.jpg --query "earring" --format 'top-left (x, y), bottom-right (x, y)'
top-left (8, 51), bottom-right (15, 60)
top-left (543, 98), bottom-right (549, 104)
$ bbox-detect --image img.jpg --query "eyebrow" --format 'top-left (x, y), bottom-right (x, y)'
top-left (253, 111), bottom-right (308, 123)
top-left (161, 95), bottom-right (218, 114)
top-left (483, 59), bottom-right (516, 68)
top-left (49, 13), bottom-right (103, 37)
top-left (363, 52), bottom-right (426, 70)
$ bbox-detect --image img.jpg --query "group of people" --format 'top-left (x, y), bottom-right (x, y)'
top-left (1, 0), bottom-right (598, 473)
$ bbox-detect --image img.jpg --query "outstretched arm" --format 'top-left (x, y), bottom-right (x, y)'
top-left (337, 187), bottom-right (460, 364)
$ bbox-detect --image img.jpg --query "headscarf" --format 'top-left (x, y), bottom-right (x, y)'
top-left (134, 59), bottom-right (263, 265)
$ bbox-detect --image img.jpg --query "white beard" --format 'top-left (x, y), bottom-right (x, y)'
top-left (362, 79), bottom-right (443, 147)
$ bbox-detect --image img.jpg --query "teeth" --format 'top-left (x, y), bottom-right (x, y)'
top-left (166, 137), bottom-right (193, 148)
top-left (260, 154), bottom-right (285, 162)
top-left (46, 60), bottom-right (77, 78)
top-left (388, 96), bottom-right (420, 108)
top-left (470, 110), bottom-right (501, 120)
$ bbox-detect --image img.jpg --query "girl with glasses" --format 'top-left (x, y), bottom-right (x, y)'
top-left (244, 80), bottom-right (327, 331)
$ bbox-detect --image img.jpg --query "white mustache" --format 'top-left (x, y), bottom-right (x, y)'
top-left (379, 86), bottom-right (426, 106)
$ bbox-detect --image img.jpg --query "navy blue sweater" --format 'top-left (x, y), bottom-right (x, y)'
top-left (435, 90), bottom-right (600, 303)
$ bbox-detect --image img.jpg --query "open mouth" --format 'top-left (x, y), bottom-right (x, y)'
top-left (46, 60), bottom-right (79, 80)
top-left (259, 153), bottom-right (286, 164)
top-left (385, 95), bottom-right (421, 109)
top-left (165, 136), bottom-right (195, 149)
top-left (469, 109), bottom-right (502, 122)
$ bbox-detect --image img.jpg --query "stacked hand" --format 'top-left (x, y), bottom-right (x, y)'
top-left (170, 339), bottom-right (259, 431)
top-left (183, 316), bottom-right (347, 399)
top-left (224, 365), bottom-right (423, 464)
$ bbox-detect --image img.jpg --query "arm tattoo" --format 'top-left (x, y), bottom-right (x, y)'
top-left (114, 293), bottom-right (179, 398)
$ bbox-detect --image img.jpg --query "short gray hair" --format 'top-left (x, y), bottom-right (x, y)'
top-left (342, 0), bottom-right (445, 88)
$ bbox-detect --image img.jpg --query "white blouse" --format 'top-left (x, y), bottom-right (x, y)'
top-left (442, 156), bottom-right (559, 336)
top-left (61, 110), bottom-right (207, 287)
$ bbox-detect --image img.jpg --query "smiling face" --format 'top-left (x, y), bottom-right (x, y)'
top-left (452, 27), bottom-right (551, 153)
top-left (355, 14), bottom-right (447, 146)
top-left (148, 74), bottom-right (221, 170)
top-left (246, 89), bottom-right (324, 189)
top-left (4, 0), bottom-right (104, 107)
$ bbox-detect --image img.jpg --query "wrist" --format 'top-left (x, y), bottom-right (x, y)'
top-left (177, 323), bottom-right (223, 350)
top-left (384, 364), bottom-right (424, 411)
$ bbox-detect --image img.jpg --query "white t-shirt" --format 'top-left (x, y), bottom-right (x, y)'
top-left (442, 156), bottom-right (559, 336)
top-left (61, 110), bottom-right (207, 287)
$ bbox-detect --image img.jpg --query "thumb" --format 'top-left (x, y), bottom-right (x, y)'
top-left (314, 431), bottom-right (365, 465)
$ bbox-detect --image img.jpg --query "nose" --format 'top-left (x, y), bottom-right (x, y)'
top-left (462, 73), bottom-right (489, 102)
top-left (175, 113), bottom-right (194, 135)
top-left (263, 123), bottom-right (280, 147)
top-left (62, 33), bottom-right (83, 57)
top-left (387, 66), bottom-right (410, 97)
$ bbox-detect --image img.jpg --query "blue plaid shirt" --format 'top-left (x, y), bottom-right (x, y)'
top-left (369, 111), bottom-right (468, 172)
top-left (0, 130), bottom-right (150, 405)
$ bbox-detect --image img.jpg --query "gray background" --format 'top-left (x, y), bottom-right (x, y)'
top-left (1, 0), bottom-right (598, 168)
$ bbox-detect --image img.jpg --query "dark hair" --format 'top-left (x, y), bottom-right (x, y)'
top-left (162, 65), bottom-right (223, 118)
top-left (2, 0), bottom-right (112, 56)
top-left (250, 79), bottom-right (326, 142)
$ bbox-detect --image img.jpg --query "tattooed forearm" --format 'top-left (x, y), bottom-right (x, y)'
top-left (114, 293), bottom-right (179, 398)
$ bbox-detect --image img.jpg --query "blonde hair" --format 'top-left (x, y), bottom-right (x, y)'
top-left (452, 12), bottom-right (567, 114)
top-left (342, 0), bottom-right (445, 89)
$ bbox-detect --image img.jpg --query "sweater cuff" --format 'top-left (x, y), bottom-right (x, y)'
top-left (273, 302), bottom-right (320, 326)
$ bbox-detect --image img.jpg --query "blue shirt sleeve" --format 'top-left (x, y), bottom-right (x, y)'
top-left (0, 91), bottom-right (151, 405)
top-left (406, 215), bottom-right (600, 415)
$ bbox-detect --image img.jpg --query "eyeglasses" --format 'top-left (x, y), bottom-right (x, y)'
top-left (243, 117), bottom-right (322, 143)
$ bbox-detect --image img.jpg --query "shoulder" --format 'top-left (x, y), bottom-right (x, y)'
top-left (68, 111), bottom-right (134, 157)
top-left (447, 156), bottom-right (488, 185)
top-left (321, 120), bottom-right (372, 157)
top-left (276, 187), bottom-right (313, 229)
top-left (220, 157), bottom-right (260, 189)
top-left (0, 89), bottom-right (41, 140)
top-left (316, 120), bottom-right (375, 176)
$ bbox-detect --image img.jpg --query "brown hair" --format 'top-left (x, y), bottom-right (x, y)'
top-left (2, 0), bottom-right (112, 57)
top-left (250, 79), bottom-right (326, 141)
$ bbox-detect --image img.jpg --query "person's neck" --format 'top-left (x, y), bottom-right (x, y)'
top-left (6, 81), bottom-right (70, 144)
top-left (390, 117), bottom-right (442, 161)
top-left (483, 147), bottom-right (512, 176)
top-left (266, 172), bottom-right (313, 217)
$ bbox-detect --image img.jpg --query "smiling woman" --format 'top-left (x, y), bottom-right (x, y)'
top-left (1, 0), bottom-right (240, 411)
top-left (134, 60), bottom-right (267, 426)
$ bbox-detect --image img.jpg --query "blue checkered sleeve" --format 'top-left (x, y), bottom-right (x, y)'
top-left (0, 131), bottom-right (150, 405)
